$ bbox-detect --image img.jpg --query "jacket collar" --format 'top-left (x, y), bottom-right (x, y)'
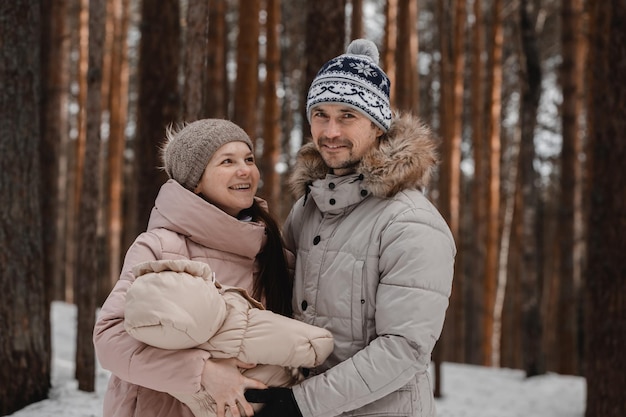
top-left (147, 180), bottom-right (267, 259)
top-left (289, 112), bottom-right (439, 200)
top-left (307, 173), bottom-right (368, 214)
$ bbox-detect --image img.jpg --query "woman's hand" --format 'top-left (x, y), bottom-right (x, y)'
top-left (201, 358), bottom-right (267, 417)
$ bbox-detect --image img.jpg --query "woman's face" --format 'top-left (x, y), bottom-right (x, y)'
top-left (194, 141), bottom-right (259, 217)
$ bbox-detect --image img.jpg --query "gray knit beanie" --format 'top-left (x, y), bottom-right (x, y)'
top-left (162, 119), bottom-right (253, 191)
top-left (306, 39), bottom-right (392, 132)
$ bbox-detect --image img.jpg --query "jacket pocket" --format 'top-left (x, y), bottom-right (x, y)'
top-left (416, 371), bottom-right (435, 416)
top-left (341, 382), bottom-right (416, 416)
top-left (350, 260), bottom-right (365, 341)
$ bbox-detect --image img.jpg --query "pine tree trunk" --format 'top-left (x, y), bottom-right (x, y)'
top-left (75, 0), bottom-right (106, 392)
top-left (66, 0), bottom-right (91, 303)
top-left (584, 2), bottom-right (626, 416)
top-left (382, 0), bottom-right (398, 109)
top-left (278, 0), bottom-right (306, 220)
top-left (259, 0), bottom-right (281, 212)
top-left (518, 0), bottom-right (544, 377)
top-left (41, 0), bottom-right (70, 305)
top-left (350, 0), bottom-right (363, 39)
top-left (468, 0), bottom-right (486, 366)
top-left (484, 0), bottom-right (503, 367)
top-left (556, 0), bottom-right (585, 376)
top-left (183, 0), bottom-right (209, 121)
top-left (0, 1), bottom-right (49, 413)
top-left (206, 0), bottom-right (228, 119)
top-left (104, 0), bottom-right (130, 300)
top-left (395, 0), bottom-right (418, 112)
top-left (433, 0), bottom-right (452, 396)
top-left (449, 0), bottom-right (466, 363)
top-left (134, 0), bottom-right (180, 235)
top-left (303, 0), bottom-right (346, 139)
top-left (234, 0), bottom-right (261, 140)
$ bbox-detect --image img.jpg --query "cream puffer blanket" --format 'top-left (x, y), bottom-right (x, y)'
top-left (124, 259), bottom-right (334, 417)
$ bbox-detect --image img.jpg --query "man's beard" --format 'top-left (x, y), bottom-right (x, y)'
top-left (318, 137), bottom-right (361, 173)
top-left (325, 157), bottom-right (360, 172)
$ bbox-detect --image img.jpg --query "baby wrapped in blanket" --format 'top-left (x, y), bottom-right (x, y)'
top-left (124, 259), bottom-right (334, 417)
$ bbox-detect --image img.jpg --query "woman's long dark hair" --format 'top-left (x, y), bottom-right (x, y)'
top-left (246, 200), bottom-right (293, 317)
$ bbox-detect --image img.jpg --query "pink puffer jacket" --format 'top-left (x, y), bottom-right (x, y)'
top-left (124, 259), bottom-right (334, 417)
top-left (94, 180), bottom-right (311, 417)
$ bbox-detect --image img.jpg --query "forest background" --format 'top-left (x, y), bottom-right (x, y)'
top-left (0, 0), bottom-right (624, 416)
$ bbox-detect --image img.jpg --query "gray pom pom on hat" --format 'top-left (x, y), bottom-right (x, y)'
top-left (306, 38), bottom-right (391, 131)
top-left (162, 119), bottom-right (253, 191)
top-left (345, 38), bottom-right (380, 64)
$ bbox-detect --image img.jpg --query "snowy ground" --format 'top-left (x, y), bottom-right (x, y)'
top-left (6, 302), bottom-right (586, 417)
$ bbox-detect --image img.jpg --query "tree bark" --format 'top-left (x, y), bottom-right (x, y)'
top-left (259, 0), bottom-right (281, 212)
top-left (518, 0), bottom-right (544, 377)
top-left (350, 0), bottom-right (363, 39)
top-left (104, 0), bottom-right (130, 300)
top-left (183, 0), bottom-right (209, 120)
top-left (584, 2), bottom-right (626, 416)
top-left (467, 0), bottom-right (486, 366)
top-left (234, 0), bottom-right (261, 140)
top-left (433, 0), bottom-right (451, 396)
top-left (0, 1), bottom-right (49, 413)
top-left (278, 0), bottom-right (307, 220)
top-left (556, 0), bottom-right (585, 376)
top-left (449, 0), bottom-right (466, 364)
top-left (134, 0), bottom-right (180, 235)
top-left (303, 0), bottom-right (346, 139)
top-left (75, 0), bottom-right (106, 392)
top-left (436, 0), bottom-right (465, 366)
top-left (395, 0), bottom-right (418, 113)
top-left (382, 0), bottom-right (398, 109)
top-left (65, 0), bottom-right (90, 304)
top-left (484, 0), bottom-right (503, 367)
top-left (206, 0), bottom-right (228, 119)
top-left (41, 0), bottom-right (70, 305)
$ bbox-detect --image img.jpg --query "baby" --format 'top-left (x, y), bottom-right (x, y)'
top-left (123, 259), bottom-right (333, 417)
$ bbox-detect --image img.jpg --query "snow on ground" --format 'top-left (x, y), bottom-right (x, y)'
top-left (6, 302), bottom-right (586, 417)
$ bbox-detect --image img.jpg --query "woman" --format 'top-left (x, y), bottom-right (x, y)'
top-left (93, 119), bottom-right (295, 417)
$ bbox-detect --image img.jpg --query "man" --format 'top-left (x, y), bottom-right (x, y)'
top-left (246, 39), bottom-right (456, 417)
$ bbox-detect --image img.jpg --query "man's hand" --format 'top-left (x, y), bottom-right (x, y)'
top-left (245, 387), bottom-right (303, 417)
top-left (201, 358), bottom-right (267, 417)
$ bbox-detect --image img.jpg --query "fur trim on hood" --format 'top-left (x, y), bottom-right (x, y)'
top-left (289, 112), bottom-right (439, 199)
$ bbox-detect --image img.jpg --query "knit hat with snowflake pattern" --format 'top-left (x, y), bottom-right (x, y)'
top-left (306, 39), bottom-right (391, 132)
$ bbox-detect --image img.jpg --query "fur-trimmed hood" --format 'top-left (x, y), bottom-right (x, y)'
top-left (289, 112), bottom-right (439, 199)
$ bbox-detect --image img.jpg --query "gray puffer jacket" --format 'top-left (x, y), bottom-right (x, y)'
top-left (283, 112), bottom-right (456, 417)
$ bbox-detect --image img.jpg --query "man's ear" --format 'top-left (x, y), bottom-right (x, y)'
top-left (371, 122), bottom-right (384, 138)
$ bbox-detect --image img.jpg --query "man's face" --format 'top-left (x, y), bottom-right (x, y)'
top-left (309, 104), bottom-right (384, 176)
